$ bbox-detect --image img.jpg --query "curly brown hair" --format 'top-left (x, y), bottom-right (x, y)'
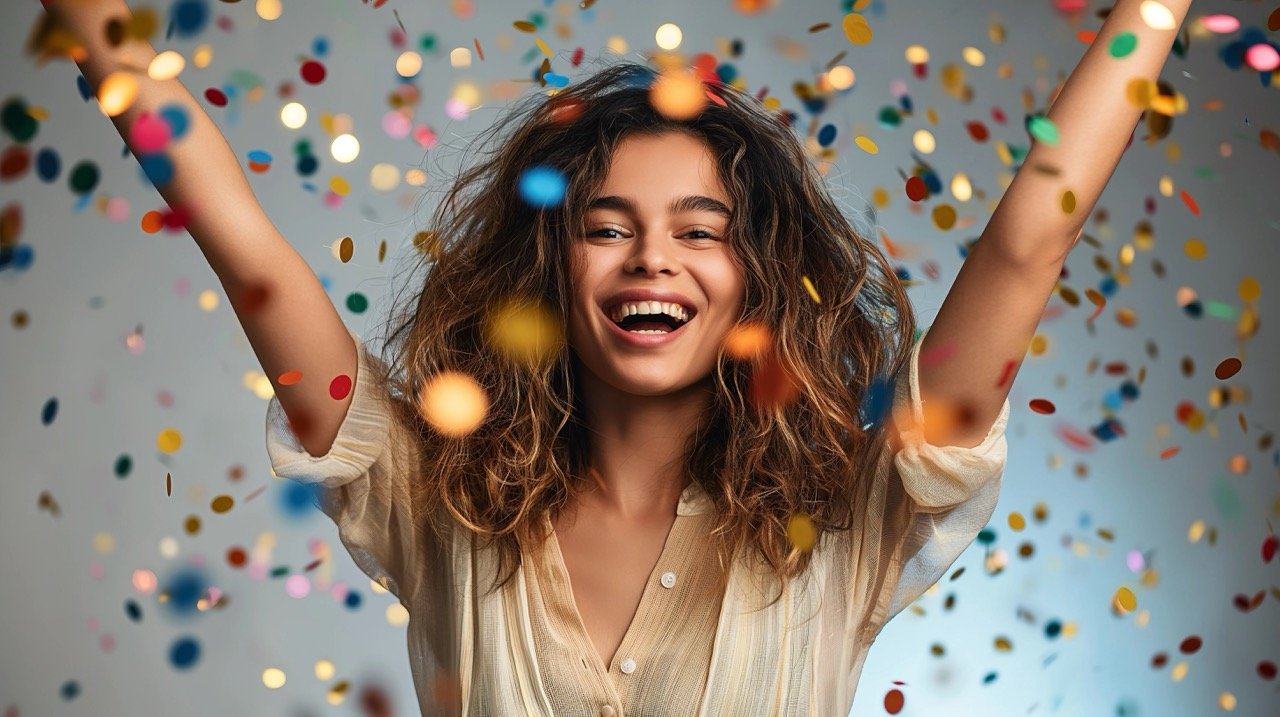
top-left (372, 59), bottom-right (917, 604)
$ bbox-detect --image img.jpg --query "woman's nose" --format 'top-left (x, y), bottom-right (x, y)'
top-left (623, 233), bottom-right (678, 276)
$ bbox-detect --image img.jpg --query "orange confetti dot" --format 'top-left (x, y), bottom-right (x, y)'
top-left (1076, 29), bottom-right (1097, 44)
top-left (1159, 445), bottom-right (1180, 460)
top-left (278, 370), bottom-right (303, 386)
top-left (1214, 357), bottom-right (1242, 379)
top-left (883, 688), bottom-right (905, 714)
top-left (723, 321), bottom-right (771, 360)
top-left (141, 210), bottom-right (164, 234)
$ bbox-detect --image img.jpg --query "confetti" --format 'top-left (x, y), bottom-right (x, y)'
top-left (841, 13), bottom-right (873, 45)
top-left (801, 275), bottom-right (821, 303)
top-left (419, 372), bottom-right (488, 436)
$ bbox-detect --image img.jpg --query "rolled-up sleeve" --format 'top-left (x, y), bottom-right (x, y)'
top-left (873, 326), bottom-right (1011, 624)
top-left (265, 326), bottom-right (424, 603)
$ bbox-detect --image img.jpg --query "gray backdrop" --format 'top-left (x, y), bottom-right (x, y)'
top-left (2, 0), bottom-right (1278, 715)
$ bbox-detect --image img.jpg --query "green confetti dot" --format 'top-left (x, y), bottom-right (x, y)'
top-left (1211, 475), bottom-right (1242, 522)
top-left (345, 292), bottom-right (368, 314)
top-left (69, 161), bottom-right (100, 195)
top-left (1027, 116), bottom-right (1060, 146)
top-left (114, 454), bottom-right (132, 479)
top-left (877, 106), bottom-right (902, 127)
top-left (1204, 301), bottom-right (1238, 320)
top-left (1109, 31), bottom-right (1138, 58)
top-left (419, 34), bottom-right (436, 52)
top-left (2, 98), bottom-right (39, 143)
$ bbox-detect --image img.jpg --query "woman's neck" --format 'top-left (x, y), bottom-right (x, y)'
top-left (574, 368), bottom-right (713, 522)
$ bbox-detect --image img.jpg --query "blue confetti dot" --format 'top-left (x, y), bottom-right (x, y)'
top-left (41, 397), bottom-right (58, 425)
top-left (169, 635), bottom-right (201, 670)
top-left (817, 124), bottom-right (837, 147)
top-left (60, 680), bottom-right (80, 700)
top-left (281, 480), bottom-right (322, 517)
top-left (312, 36), bottom-right (329, 57)
top-left (158, 104), bottom-right (190, 139)
top-left (716, 64), bottom-right (738, 85)
top-left (247, 149), bottom-right (272, 164)
top-left (36, 148), bottom-right (61, 182)
top-left (140, 153), bottom-right (174, 187)
top-left (76, 75), bottom-right (92, 101)
top-left (518, 166), bottom-right (566, 208)
top-left (1045, 619), bottom-right (1062, 638)
top-left (297, 155), bottom-right (318, 176)
top-left (162, 569), bottom-right (208, 616)
top-left (125, 599), bottom-right (143, 622)
top-left (1098, 275), bottom-right (1118, 297)
top-left (543, 73), bottom-right (569, 88)
top-left (858, 376), bottom-right (893, 429)
top-left (0, 243), bottom-right (35, 272)
top-left (170, 0), bottom-right (209, 39)
top-left (344, 590), bottom-right (363, 609)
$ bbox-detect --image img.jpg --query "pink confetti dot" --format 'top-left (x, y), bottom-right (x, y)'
top-left (413, 124), bottom-right (438, 149)
top-left (444, 98), bottom-right (470, 120)
top-left (330, 582), bottom-right (350, 601)
top-left (130, 112), bottom-right (171, 153)
top-left (1245, 44), bottom-right (1280, 72)
top-left (87, 616), bottom-right (100, 632)
top-left (100, 633), bottom-right (116, 653)
top-left (173, 276), bottom-right (191, 296)
top-left (157, 389), bottom-right (175, 408)
top-left (247, 563), bottom-right (267, 581)
top-left (323, 191), bottom-right (343, 208)
top-left (382, 110), bottom-right (411, 139)
top-left (285, 574), bottom-right (311, 598)
top-left (89, 561), bottom-right (105, 579)
top-left (106, 196), bottom-right (130, 222)
top-left (1200, 14), bottom-right (1240, 33)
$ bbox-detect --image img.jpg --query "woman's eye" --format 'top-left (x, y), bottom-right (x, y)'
top-left (684, 229), bottom-right (720, 240)
top-left (588, 228), bottom-right (625, 239)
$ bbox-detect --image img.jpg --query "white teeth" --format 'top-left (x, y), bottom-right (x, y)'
top-left (608, 300), bottom-right (690, 323)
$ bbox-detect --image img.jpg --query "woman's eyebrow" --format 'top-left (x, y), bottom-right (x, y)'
top-left (587, 194), bottom-right (733, 219)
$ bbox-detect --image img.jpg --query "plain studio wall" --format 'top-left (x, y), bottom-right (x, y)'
top-left (1, 0), bottom-right (1277, 715)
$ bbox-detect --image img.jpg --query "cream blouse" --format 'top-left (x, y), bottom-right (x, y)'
top-left (265, 325), bottom-right (1010, 717)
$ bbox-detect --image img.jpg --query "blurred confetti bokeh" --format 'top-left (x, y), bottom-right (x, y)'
top-left (2, 0), bottom-right (1278, 715)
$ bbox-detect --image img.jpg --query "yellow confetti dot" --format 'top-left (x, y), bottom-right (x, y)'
top-left (93, 532), bottom-right (116, 553)
top-left (1008, 512), bottom-right (1026, 531)
top-left (262, 667), bottom-right (287, 689)
top-left (1183, 238), bottom-right (1206, 260)
top-left (484, 298), bottom-right (564, 368)
top-left (841, 13), bottom-right (873, 45)
top-left (314, 660), bottom-right (335, 681)
top-left (1218, 691), bottom-right (1237, 711)
top-left (1238, 276), bottom-right (1260, 302)
top-left (211, 495), bottom-right (235, 514)
top-left (535, 37), bottom-right (553, 57)
top-left (157, 428), bottom-right (183, 454)
top-left (1061, 189), bottom-right (1076, 214)
top-left (854, 135), bottom-right (878, 154)
top-left (1029, 334), bottom-right (1048, 356)
top-left (198, 290), bottom-right (220, 312)
top-left (950, 173), bottom-right (972, 202)
top-left (787, 514), bottom-right (817, 551)
top-left (1170, 660), bottom-right (1188, 682)
top-left (723, 321), bottom-right (771, 361)
top-left (801, 275), bottom-right (821, 304)
top-left (450, 47), bottom-right (472, 67)
top-left (871, 186), bottom-right (890, 208)
top-left (993, 636), bottom-right (1013, 652)
top-left (419, 371), bottom-right (489, 437)
top-left (1125, 77), bottom-right (1158, 108)
top-left (932, 203), bottom-right (957, 230)
top-left (1158, 175), bottom-right (1174, 197)
top-left (369, 163), bottom-right (400, 191)
top-left (962, 46), bottom-right (986, 66)
top-left (193, 43), bottom-right (214, 68)
top-left (329, 175), bottom-right (350, 196)
top-left (1113, 585), bottom-right (1137, 613)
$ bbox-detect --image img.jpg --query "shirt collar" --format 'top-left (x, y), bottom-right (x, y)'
top-left (677, 481), bottom-right (711, 516)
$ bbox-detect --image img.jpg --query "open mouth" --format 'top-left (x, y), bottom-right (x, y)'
top-left (604, 302), bottom-right (696, 335)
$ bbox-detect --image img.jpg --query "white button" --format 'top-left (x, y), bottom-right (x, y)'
top-left (660, 571), bottom-right (676, 588)
top-left (620, 657), bottom-right (636, 674)
top-left (600, 706), bottom-right (616, 717)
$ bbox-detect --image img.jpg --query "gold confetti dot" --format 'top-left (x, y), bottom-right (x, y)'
top-left (211, 495), bottom-right (235, 514)
top-left (336, 236), bottom-right (354, 263)
top-left (932, 204), bottom-right (957, 230)
top-left (1008, 512), bottom-right (1026, 531)
top-left (484, 298), bottom-right (564, 367)
top-left (723, 321), bottom-right (771, 361)
top-left (1113, 585), bottom-right (1137, 614)
top-left (262, 667), bottom-right (287, 689)
top-left (841, 13), bottom-right (873, 45)
top-left (801, 275), bottom-right (821, 304)
top-left (157, 428), bottom-right (183, 454)
top-left (854, 135), bottom-right (878, 154)
top-left (787, 513), bottom-right (817, 551)
top-left (1183, 238), bottom-right (1206, 260)
top-left (1060, 189), bottom-right (1076, 214)
top-left (1238, 276), bottom-right (1260, 302)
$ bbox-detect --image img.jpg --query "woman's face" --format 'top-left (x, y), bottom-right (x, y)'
top-left (566, 131), bottom-right (746, 397)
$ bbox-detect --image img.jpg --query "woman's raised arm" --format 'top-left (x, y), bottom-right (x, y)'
top-left (40, 0), bottom-right (358, 457)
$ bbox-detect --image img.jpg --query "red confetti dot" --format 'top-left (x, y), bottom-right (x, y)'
top-left (965, 120), bottom-right (989, 142)
top-left (1159, 445), bottom-right (1180, 460)
top-left (991, 106), bottom-right (1006, 124)
top-left (1179, 635), bottom-right (1202, 654)
top-left (905, 176), bottom-right (928, 201)
top-left (571, 46), bottom-right (585, 66)
top-left (911, 62), bottom-right (927, 79)
top-left (1179, 188), bottom-right (1200, 217)
top-left (1259, 660), bottom-right (1277, 680)
top-left (329, 373), bottom-right (353, 400)
top-left (883, 688), bottom-right (905, 715)
top-left (300, 60), bottom-right (327, 84)
top-left (1174, 400), bottom-right (1196, 423)
top-left (0, 145), bottom-right (31, 180)
top-left (226, 546), bottom-right (247, 568)
top-left (1029, 398), bottom-right (1056, 414)
top-left (1262, 534), bottom-right (1278, 563)
top-left (204, 87), bottom-right (228, 106)
top-left (749, 356), bottom-right (799, 409)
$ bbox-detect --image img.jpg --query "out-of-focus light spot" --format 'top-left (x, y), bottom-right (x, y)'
top-left (262, 667), bottom-right (287, 689)
top-left (1200, 14), bottom-right (1240, 33)
top-left (452, 81), bottom-right (481, 108)
top-left (280, 102), bottom-right (307, 129)
top-left (450, 47), bottom-right (472, 68)
top-left (330, 134), bottom-right (359, 163)
top-left (148, 51), bottom-right (186, 81)
top-left (607, 36), bottom-right (628, 54)
top-left (655, 23), bottom-right (683, 50)
top-left (386, 602), bottom-right (410, 626)
top-left (962, 46), bottom-right (986, 66)
top-left (99, 73), bottom-right (139, 117)
top-left (396, 51), bottom-right (423, 77)
top-left (405, 168), bottom-right (427, 186)
top-left (197, 289), bottom-right (219, 312)
top-left (370, 163), bottom-right (400, 191)
top-left (314, 659), bottom-right (335, 681)
top-left (159, 537), bottom-right (179, 558)
top-left (905, 44), bottom-right (929, 64)
top-left (1139, 0), bottom-right (1175, 30)
top-left (950, 173), bottom-right (972, 201)
top-left (256, 0), bottom-right (282, 21)
top-left (913, 129), bottom-right (936, 154)
top-left (94, 532), bottom-right (116, 553)
top-left (827, 65), bottom-right (855, 90)
top-left (132, 568), bottom-right (158, 593)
